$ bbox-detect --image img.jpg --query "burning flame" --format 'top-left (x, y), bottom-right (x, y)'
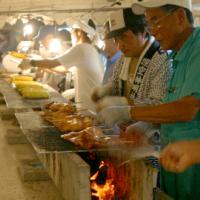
top-left (90, 160), bottom-right (131, 200)
top-left (91, 179), bottom-right (115, 200)
top-left (90, 161), bottom-right (115, 200)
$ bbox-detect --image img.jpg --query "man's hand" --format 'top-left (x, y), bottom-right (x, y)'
top-left (98, 106), bottom-right (132, 128)
top-left (91, 85), bottom-right (113, 102)
top-left (160, 140), bottom-right (200, 173)
top-left (96, 96), bottom-right (128, 112)
top-left (18, 59), bottom-right (32, 70)
top-left (121, 122), bottom-right (150, 144)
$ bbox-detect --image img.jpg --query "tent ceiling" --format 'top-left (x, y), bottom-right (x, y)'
top-left (0, 0), bottom-right (199, 26)
top-left (0, 0), bottom-right (199, 14)
top-left (0, 0), bottom-right (132, 14)
top-left (0, 0), bottom-right (133, 26)
top-left (0, 0), bottom-right (199, 12)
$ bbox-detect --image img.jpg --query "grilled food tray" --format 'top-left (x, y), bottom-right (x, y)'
top-left (21, 127), bottom-right (120, 153)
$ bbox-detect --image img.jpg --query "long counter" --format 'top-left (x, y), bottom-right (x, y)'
top-left (0, 77), bottom-right (157, 200)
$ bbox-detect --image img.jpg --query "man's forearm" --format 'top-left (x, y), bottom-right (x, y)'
top-left (130, 96), bottom-right (200, 123)
top-left (32, 59), bottom-right (60, 69)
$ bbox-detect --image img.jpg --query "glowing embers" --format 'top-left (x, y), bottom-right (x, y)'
top-left (90, 160), bottom-right (130, 200)
top-left (91, 161), bottom-right (115, 200)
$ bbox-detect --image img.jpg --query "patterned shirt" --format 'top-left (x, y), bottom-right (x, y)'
top-left (103, 37), bottom-right (172, 105)
top-left (127, 37), bottom-right (172, 105)
top-left (104, 54), bottom-right (126, 96)
top-left (133, 51), bottom-right (172, 105)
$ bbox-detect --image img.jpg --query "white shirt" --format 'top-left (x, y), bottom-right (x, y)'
top-left (58, 43), bottom-right (104, 111)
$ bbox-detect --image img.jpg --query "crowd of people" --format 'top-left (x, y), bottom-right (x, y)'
top-left (0, 0), bottom-right (200, 199)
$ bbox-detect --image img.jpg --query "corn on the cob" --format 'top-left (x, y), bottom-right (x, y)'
top-left (9, 51), bottom-right (27, 59)
top-left (13, 81), bottom-right (42, 89)
top-left (21, 88), bottom-right (49, 99)
top-left (11, 75), bottom-right (33, 82)
top-left (17, 85), bottom-right (43, 93)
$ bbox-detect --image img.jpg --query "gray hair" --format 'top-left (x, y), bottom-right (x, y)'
top-left (161, 4), bottom-right (194, 24)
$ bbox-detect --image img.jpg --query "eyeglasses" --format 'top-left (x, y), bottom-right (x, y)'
top-left (148, 9), bottom-right (177, 31)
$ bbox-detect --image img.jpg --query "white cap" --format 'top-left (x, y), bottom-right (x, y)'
top-left (132, 0), bottom-right (192, 15)
top-left (110, 10), bottom-right (126, 33)
top-left (71, 20), bottom-right (96, 40)
top-left (107, 8), bottom-right (144, 39)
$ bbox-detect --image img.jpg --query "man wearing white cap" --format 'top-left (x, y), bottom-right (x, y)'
top-left (99, 0), bottom-right (200, 199)
top-left (93, 8), bottom-right (171, 105)
top-left (19, 20), bottom-right (104, 112)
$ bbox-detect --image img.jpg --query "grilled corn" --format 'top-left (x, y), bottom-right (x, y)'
top-left (9, 51), bottom-right (27, 59)
top-left (11, 75), bottom-right (33, 82)
top-left (21, 88), bottom-right (49, 99)
top-left (14, 81), bottom-right (41, 88)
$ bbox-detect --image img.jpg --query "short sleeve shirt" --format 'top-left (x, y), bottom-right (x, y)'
top-left (161, 27), bottom-right (200, 144)
top-left (58, 43), bottom-right (104, 111)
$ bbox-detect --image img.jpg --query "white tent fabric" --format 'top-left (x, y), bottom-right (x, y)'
top-left (0, 0), bottom-right (133, 27)
top-left (0, 0), bottom-right (130, 11)
top-left (0, 0), bottom-right (199, 27)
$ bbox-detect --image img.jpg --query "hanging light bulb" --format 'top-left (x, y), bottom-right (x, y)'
top-left (97, 39), bottom-right (105, 49)
top-left (48, 38), bottom-right (62, 54)
top-left (23, 24), bottom-right (33, 36)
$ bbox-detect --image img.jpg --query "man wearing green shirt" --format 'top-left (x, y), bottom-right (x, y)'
top-left (97, 0), bottom-right (200, 199)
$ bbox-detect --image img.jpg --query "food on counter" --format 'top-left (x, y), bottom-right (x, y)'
top-left (61, 127), bottom-right (111, 149)
top-left (61, 131), bottom-right (80, 140)
top-left (45, 102), bottom-right (76, 113)
top-left (61, 125), bottom-right (149, 149)
top-left (42, 103), bottom-right (94, 132)
top-left (58, 116), bottom-right (93, 132)
top-left (11, 79), bottom-right (49, 99)
top-left (14, 81), bottom-right (43, 93)
top-left (9, 51), bottom-right (28, 59)
top-left (21, 87), bottom-right (49, 99)
top-left (13, 80), bottom-right (42, 93)
top-left (43, 110), bottom-right (70, 121)
top-left (13, 80), bottom-right (41, 87)
top-left (55, 118), bottom-right (83, 132)
top-left (44, 112), bottom-right (93, 132)
top-left (17, 85), bottom-right (43, 94)
top-left (11, 75), bottom-right (33, 82)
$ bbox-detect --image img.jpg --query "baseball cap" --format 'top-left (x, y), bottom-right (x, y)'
top-left (71, 19), bottom-right (96, 40)
top-left (132, 0), bottom-right (192, 15)
top-left (107, 8), bottom-right (147, 39)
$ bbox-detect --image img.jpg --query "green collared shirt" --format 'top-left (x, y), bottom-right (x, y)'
top-left (161, 27), bottom-right (200, 143)
top-left (160, 27), bottom-right (200, 200)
